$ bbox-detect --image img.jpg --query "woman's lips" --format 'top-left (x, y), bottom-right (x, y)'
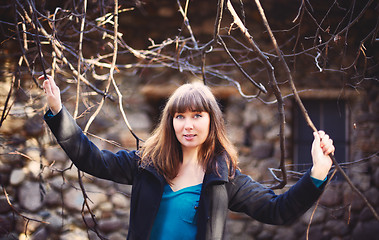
top-left (184, 134), bottom-right (196, 140)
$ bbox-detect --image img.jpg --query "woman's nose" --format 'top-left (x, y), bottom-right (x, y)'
top-left (184, 119), bottom-right (193, 130)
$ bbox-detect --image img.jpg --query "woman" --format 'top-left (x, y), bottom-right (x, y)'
top-left (41, 75), bottom-right (334, 240)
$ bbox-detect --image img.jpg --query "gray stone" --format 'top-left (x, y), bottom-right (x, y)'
top-left (63, 187), bottom-right (85, 211)
top-left (108, 232), bottom-right (126, 240)
top-left (343, 188), bottom-right (365, 211)
top-left (30, 227), bottom-right (48, 240)
top-left (27, 160), bottom-right (41, 178)
top-left (266, 125), bottom-right (290, 141)
top-left (300, 224), bottom-right (324, 240)
top-left (273, 228), bottom-right (296, 240)
top-left (15, 213), bottom-right (41, 234)
top-left (49, 176), bottom-right (69, 190)
top-left (64, 184), bottom-right (107, 211)
top-left (251, 142), bottom-right (274, 159)
top-left (256, 158), bottom-right (278, 182)
top-left (243, 103), bottom-right (259, 126)
top-left (18, 181), bottom-right (43, 212)
top-left (324, 219), bottom-right (349, 236)
top-left (63, 163), bottom-right (80, 179)
top-left (23, 114), bottom-right (44, 138)
top-left (226, 220), bottom-right (245, 234)
top-left (319, 185), bottom-right (342, 207)
top-left (250, 125), bottom-right (266, 141)
top-left (0, 215), bottom-right (13, 235)
top-left (0, 160), bottom-right (12, 174)
top-left (352, 220), bottom-right (379, 240)
top-left (88, 231), bottom-right (103, 240)
top-left (245, 221), bottom-right (263, 236)
top-left (44, 189), bottom-right (61, 207)
top-left (99, 202), bottom-right (113, 212)
top-left (82, 214), bottom-right (96, 229)
top-left (301, 206), bottom-right (326, 224)
top-left (229, 233), bottom-right (254, 240)
top-left (256, 229), bottom-right (273, 240)
top-left (24, 148), bottom-right (41, 163)
top-left (111, 192), bottom-right (130, 209)
top-left (365, 187), bottom-right (379, 206)
top-left (114, 183), bottom-right (132, 196)
top-left (359, 207), bottom-right (378, 221)
top-left (0, 115), bottom-right (24, 135)
top-left (260, 107), bottom-right (277, 127)
top-left (352, 173), bottom-right (371, 192)
top-left (227, 126), bottom-right (245, 146)
top-left (0, 196), bottom-right (11, 214)
top-left (45, 146), bottom-right (68, 163)
top-left (9, 168), bottom-right (26, 186)
top-left (60, 227), bottom-right (88, 240)
top-left (126, 112), bottom-right (152, 131)
top-left (98, 218), bottom-right (124, 233)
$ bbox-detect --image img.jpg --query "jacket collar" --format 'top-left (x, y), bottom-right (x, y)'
top-left (143, 164), bottom-right (166, 185)
top-left (203, 154), bottom-right (229, 188)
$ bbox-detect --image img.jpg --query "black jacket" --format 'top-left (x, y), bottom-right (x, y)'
top-left (44, 107), bottom-right (325, 240)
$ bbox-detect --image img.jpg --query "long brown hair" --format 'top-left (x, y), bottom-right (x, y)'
top-left (139, 82), bottom-right (238, 181)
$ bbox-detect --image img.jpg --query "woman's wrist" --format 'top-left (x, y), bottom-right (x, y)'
top-left (310, 165), bottom-right (329, 180)
top-left (51, 105), bottom-right (62, 115)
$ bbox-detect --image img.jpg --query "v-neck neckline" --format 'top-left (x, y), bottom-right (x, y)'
top-left (167, 183), bottom-right (202, 193)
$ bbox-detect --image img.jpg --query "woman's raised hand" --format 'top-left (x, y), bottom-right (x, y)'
top-left (40, 75), bottom-right (62, 115)
top-left (310, 130), bottom-right (335, 180)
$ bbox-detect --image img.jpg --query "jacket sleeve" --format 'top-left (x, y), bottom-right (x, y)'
top-left (44, 106), bottom-right (139, 184)
top-left (226, 169), bottom-right (324, 225)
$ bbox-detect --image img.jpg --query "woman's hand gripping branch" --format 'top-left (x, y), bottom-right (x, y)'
top-left (39, 75), bottom-right (62, 115)
top-left (310, 131), bottom-right (335, 180)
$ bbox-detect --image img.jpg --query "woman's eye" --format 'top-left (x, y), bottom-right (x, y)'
top-left (194, 114), bottom-right (202, 118)
top-left (175, 115), bottom-right (184, 119)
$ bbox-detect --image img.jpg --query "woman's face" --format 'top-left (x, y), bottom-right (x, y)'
top-left (173, 110), bottom-right (210, 152)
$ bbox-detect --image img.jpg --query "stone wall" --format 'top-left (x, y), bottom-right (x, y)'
top-left (0, 80), bottom-right (378, 240)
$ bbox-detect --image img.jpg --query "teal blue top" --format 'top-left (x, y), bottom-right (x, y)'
top-left (311, 176), bottom-right (327, 188)
top-left (150, 183), bottom-right (202, 240)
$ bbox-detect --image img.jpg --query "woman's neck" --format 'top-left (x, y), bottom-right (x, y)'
top-left (170, 147), bottom-right (204, 192)
top-left (181, 147), bottom-right (199, 165)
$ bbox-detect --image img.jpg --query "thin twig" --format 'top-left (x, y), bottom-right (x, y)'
top-left (177, 0), bottom-right (198, 49)
top-left (77, 170), bottom-right (107, 240)
top-left (73, 0), bottom-right (88, 119)
top-left (214, 0), bottom-right (225, 42)
top-left (218, 35), bottom-right (264, 95)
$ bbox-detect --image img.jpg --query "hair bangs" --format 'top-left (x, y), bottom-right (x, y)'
top-left (168, 86), bottom-right (211, 115)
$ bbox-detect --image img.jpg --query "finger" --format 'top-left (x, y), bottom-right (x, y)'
top-left (319, 130), bottom-right (327, 141)
top-left (52, 84), bottom-right (60, 96)
top-left (313, 131), bottom-right (321, 144)
top-left (325, 139), bottom-right (335, 155)
top-left (43, 80), bottom-right (53, 96)
top-left (47, 75), bottom-right (58, 88)
top-left (326, 145), bottom-right (335, 155)
top-left (322, 134), bottom-right (330, 141)
top-left (320, 134), bottom-right (334, 154)
top-left (321, 134), bottom-right (330, 148)
top-left (312, 132), bottom-right (321, 153)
